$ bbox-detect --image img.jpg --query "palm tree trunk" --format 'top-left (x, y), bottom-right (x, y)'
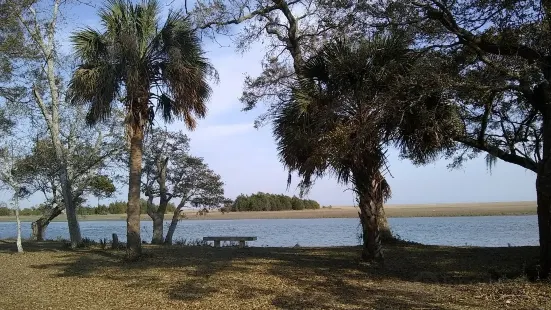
top-left (354, 169), bottom-right (384, 263)
top-left (378, 204), bottom-right (393, 242)
top-left (127, 124), bottom-right (144, 259)
top-left (358, 189), bottom-right (383, 262)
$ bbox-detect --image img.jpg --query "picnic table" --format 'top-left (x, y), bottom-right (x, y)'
top-left (203, 236), bottom-right (257, 248)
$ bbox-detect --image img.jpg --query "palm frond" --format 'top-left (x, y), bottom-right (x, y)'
top-left (67, 64), bottom-right (120, 125)
top-left (273, 31), bottom-right (415, 196)
top-left (150, 11), bottom-right (214, 128)
top-left (71, 28), bottom-right (108, 61)
top-left (99, 0), bottom-right (129, 37)
top-left (69, 0), bottom-right (214, 129)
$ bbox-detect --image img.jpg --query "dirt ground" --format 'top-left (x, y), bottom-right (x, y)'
top-left (0, 240), bottom-right (549, 309)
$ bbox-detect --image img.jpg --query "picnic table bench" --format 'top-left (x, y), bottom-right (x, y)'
top-left (203, 236), bottom-right (257, 248)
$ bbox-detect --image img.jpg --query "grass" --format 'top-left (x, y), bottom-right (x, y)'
top-left (0, 241), bottom-right (549, 309)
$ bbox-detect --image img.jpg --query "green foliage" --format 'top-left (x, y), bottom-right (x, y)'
top-left (166, 202), bottom-right (177, 213)
top-left (16, 200), bottom-right (178, 216)
top-left (19, 204), bottom-right (48, 216)
top-left (0, 206), bottom-right (13, 216)
top-left (291, 196), bottom-right (305, 210)
top-left (95, 204), bottom-right (109, 215)
top-left (77, 206), bottom-right (96, 216)
top-left (273, 34), bottom-right (458, 198)
top-left (140, 199), bottom-right (149, 214)
top-left (229, 192), bottom-right (320, 212)
top-left (68, 0), bottom-right (215, 129)
top-left (107, 201), bottom-right (127, 214)
top-left (305, 200), bottom-right (320, 209)
top-left (88, 175), bottom-right (116, 199)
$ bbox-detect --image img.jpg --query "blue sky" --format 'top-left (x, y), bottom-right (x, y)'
top-left (17, 0), bottom-right (537, 208)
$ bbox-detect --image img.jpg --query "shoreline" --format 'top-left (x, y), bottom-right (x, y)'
top-left (0, 201), bottom-right (537, 222)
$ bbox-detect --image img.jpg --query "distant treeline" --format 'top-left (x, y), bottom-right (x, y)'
top-left (0, 204), bottom-right (53, 216)
top-left (228, 192), bottom-right (320, 212)
top-left (76, 200), bottom-right (178, 216)
top-left (0, 193), bottom-right (321, 216)
top-left (0, 199), bottom-right (178, 216)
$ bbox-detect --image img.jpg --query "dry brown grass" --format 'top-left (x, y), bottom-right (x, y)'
top-left (0, 240), bottom-right (549, 309)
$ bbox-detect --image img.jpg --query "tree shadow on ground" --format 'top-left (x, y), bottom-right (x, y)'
top-left (0, 240), bottom-right (67, 253)
top-left (16, 241), bottom-right (542, 309)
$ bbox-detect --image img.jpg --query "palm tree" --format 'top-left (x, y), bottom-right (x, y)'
top-left (273, 33), bottom-right (459, 261)
top-left (68, 0), bottom-right (214, 259)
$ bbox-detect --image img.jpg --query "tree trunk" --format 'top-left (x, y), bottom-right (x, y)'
top-left (127, 124), bottom-right (144, 259)
top-left (149, 156), bottom-right (170, 245)
top-left (151, 213), bottom-right (164, 245)
top-left (152, 197), bottom-right (170, 244)
top-left (15, 196), bottom-right (23, 253)
top-left (31, 204), bottom-right (64, 241)
top-left (378, 205), bottom-right (392, 242)
top-left (536, 111), bottom-right (551, 278)
top-left (46, 38), bottom-right (81, 248)
top-left (146, 196), bottom-right (165, 244)
top-left (354, 168), bottom-right (385, 263)
top-left (358, 190), bottom-right (383, 262)
top-left (536, 178), bottom-right (551, 278)
top-left (61, 178), bottom-right (81, 248)
top-left (165, 206), bottom-right (184, 245)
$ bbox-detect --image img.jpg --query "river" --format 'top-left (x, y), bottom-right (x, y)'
top-left (0, 215), bottom-right (538, 247)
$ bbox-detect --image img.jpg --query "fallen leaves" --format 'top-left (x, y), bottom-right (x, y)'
top-left (0, 241), bottom-right (549, 309)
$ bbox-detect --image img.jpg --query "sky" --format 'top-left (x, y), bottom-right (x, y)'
top-left (13, 0), bottom-right (537, 208)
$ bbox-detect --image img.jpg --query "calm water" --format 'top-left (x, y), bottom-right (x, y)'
top-left (0, 215), bottom-right (538, 247)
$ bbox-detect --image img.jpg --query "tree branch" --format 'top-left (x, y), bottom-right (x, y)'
top-left (455, 136), bottom-right (537, 172)
top-left (32, 86), bottom-right (55, 134)
top-left (198, 2), bottom-right (284, 30)
top-left (413, 1), bottom-right (541, 62)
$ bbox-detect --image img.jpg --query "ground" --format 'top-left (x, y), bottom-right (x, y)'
top-left (0, 241), bottom-right (549, 309)
top-left (0, 201), bottom-right (537, 222)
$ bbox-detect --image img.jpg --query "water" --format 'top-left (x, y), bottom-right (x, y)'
top-left (0, 215), bottom-right (538, 247)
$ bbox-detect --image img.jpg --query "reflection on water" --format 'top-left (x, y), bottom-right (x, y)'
top-left (0, 215), bottom-right (538, 247)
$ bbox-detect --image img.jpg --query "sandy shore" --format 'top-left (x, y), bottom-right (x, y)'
top-left (0, 201), bottom-right (536, 222)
